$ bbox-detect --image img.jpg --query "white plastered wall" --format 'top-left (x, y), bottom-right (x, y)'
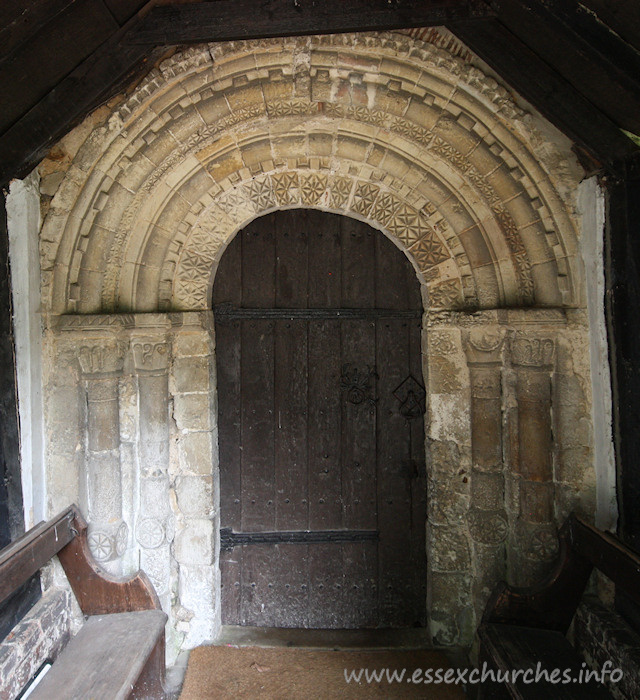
top-left (6, 171), bottom-right (46, 529)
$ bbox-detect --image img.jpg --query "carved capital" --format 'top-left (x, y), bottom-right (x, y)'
top-left (77, 339), bottom-right (124, 376)
top-left (510, 333), bottom-right (555, 368)
top-left (462, 328), bottom-right (506, 365)
top-left (131, 340), bottom-right (169, 373)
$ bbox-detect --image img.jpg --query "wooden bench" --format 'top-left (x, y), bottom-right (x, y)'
top-left (0, 505), bottom-right (167, 699)
top-left (477, 514), bottom-right (640, 699)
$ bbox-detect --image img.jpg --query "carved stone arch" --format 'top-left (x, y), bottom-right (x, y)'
top-left (37, 30), bottom-right (598, 654)
top-left (41, 31), bottom-right (581, 317)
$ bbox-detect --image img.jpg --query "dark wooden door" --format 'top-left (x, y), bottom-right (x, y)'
top-left (214, 209), bottom-right (426, 628)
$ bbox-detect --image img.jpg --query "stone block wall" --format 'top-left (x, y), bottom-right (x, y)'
top-left (41, 304), bottom-right (597, 656)
top-left (44, 312), bottom-right (220, 660)
top-left (0, 588), bottom-right (71, 699)
top-left (425, 308), bottom-right (596, 644)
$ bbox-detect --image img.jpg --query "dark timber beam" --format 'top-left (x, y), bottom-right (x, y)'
top-left (0, 17), bottom-right (166, 186)
top-left (448, 18), bottom-right (638, 169)
top-left (604, 155), bottom-right (640, 553)
top-left (129, 0), bottom-right (495, 45)
top-left (579, 0), bottom-right (640, 55)
top-left (492, 0), bottom-right (640, 139)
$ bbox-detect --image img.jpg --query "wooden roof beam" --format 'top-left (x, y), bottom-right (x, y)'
top-left (491, 0), bottom-right (640, 137)
top-left (129, 0), bottom-right (495, 45)
top-left (448, 17), bottom-right (639, 169)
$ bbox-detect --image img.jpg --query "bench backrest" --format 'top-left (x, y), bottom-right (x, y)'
top-left (0, 507), bottom-right (76, 607)
top-left (483, 514), bottom-right (640, 633)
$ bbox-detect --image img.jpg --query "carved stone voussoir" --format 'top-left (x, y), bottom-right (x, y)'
top-left (131, 340), bottom-right (170, 372)
top-left (510, 332), bottom-right (556, 368)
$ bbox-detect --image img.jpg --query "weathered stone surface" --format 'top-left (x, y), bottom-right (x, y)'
top-left (471, 470), bottom-right (504, 510)
top-left (470, 396), bottom-right (502, 469)
top-left (170, 356), bottom-right (211, 394)
top-left (173, 393), bottom-right (212, 431)
top-left (175, 475), bottom-right (215, 518)
top-left (178, 563), bottom-right (217, 646)
top-left (173, 331), bottom-right (212, 357)
top-left (175, 519), bottom-right (216, 565)
top-left (519, 479), bottom-right (554, 523)
top-left (178, 431), bottom-right (215, 475)
top-left (140, 475), bottom-right (172, 518)
top-left (428, 524), bottom-right (472, 572)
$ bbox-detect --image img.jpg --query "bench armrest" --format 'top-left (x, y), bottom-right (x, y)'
top-left (58, 506), bottom-right (162, 615)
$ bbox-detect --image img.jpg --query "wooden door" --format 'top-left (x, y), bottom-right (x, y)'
top-left (214, 209), bottom-right (426, 628)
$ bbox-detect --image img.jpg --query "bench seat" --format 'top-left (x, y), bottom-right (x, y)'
top-left (29, 609), bottom-right (167, 700)
top-left (479, 623), bottom-right (612, 699)
top-left (477, 515), bottom-right (640, 698)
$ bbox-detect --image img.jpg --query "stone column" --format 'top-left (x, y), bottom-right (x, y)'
top-left (463, 328), bottom-right (508, 616)
top-left (131, 320), bottom-right (173, 612)
top-left (77, 339), bottom-right (127, 574)
top-left (509, 331), bottom-right (557, 585)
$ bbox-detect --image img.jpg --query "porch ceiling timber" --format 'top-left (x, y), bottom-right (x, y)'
top-left (129, 0), bottom-right (495, 45)
top-left (0, 0), bottom-right (639, 186)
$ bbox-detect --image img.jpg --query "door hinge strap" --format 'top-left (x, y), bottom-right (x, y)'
top-left (220, 528), bottom-right (379, 550)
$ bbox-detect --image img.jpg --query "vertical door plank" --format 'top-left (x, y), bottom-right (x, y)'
top-left (214, 233), bottom-right (243, 624)
top-left (374, 235), bottom-right (416, 626)
top-left (240, 318), bottom-right (275, 535)
top-left (341, 218), bottom-right (376, 308)
top-left (340, 219), bottom-right (378, 626)
top-left (376, 318), bottom-right (413, 626)
top-left (307, 543), bottom-right (345, 628)
top-left (241, 215), bottom-right (276, 307)
top-left (269, 544), bottom-right (309, 628)
top-left (276, 209), bottom-right (309, 308)
top-left (374, 232), bottom-right (409, 310)
top-left (308, 211), bottom-right (342, 308)
top-left (240, 543), bottom-right (271, 625)
top-left (308, 319), bottom-right (342, 530)
top-left (274, 320), bottom-right (309, 531)
top-left (409, 316), bottom-right (428, 627)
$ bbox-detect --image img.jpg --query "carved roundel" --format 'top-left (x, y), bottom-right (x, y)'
top-left (466, 508), bottom-right (508, 545)
top-left (115, 521), bottom-right (129, 557)
top-left (136, 518), bottom-right (166, 549)
top-left (527, 527), bottom-right (559, 561)
top-left (88, 531), bottom-right (114, 561)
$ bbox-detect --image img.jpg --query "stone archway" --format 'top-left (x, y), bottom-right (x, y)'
top-left (38, 31), bottom-right (596, 659)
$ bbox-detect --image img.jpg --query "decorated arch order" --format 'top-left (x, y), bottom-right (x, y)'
top-left (41, 31), bottom-right (581, 316)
